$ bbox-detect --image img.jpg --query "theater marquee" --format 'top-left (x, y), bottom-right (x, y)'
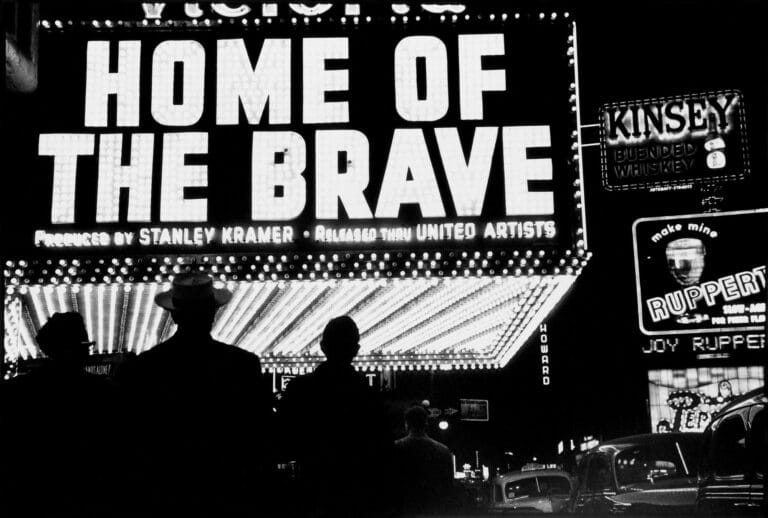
top-left (3, 8), bottom-right (587, 372)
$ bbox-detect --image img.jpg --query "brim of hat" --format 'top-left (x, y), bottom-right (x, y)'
top-left (155, 288), bottom-right (232, 311)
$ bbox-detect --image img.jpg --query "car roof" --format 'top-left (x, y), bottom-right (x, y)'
top-left (494, 469), bottom-right (571, 483)
top-left (712, 386), bottom-right (766, 420)
top-left (591, 432), bottom-right (701, 453)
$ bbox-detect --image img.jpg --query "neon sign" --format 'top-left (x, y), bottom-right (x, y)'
top-left (3, 10), bottom-right (587, 373)
top-left (648, 366), bottom-right (764, 433)
top-left (600, 90), bottom-right (749, 192)
top-left (3, 15), bottom-right (584, 261)
top-left (633, 209), bottom-right (768, 336)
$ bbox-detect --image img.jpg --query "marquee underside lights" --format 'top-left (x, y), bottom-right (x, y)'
top-left (4, 275), bottom-right (575, 372)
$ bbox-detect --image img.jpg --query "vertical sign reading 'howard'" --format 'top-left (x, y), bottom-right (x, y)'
top-left (600, 90), bottom-right (749, 192)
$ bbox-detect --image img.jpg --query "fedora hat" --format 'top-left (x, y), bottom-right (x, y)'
top-left (155, 273), bottom-right (232, 310)
top-left (36, 312), bottom-right (92, 348)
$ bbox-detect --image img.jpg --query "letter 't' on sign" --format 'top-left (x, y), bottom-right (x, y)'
top-left (39, 134), bottom-right (95, 223)
top-left (252, 131), bottom-right (307, 220)
top-left (394, 36), bottom-right (449, 121)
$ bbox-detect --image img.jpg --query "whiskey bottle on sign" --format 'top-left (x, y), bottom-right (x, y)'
top-left (704, 112), bottom-right (726, 170)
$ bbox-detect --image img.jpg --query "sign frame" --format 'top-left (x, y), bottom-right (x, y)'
top-left (632, 208), bottom-right (768, 337)
top-left (600, 89), bottom-right (750, 192)
top-left (460, 398), bottom-right (490, 422)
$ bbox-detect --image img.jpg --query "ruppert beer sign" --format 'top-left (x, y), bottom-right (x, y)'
top-left (633, 210), bottom-right (768, 336)
top-left (6, 13), bottom-right (584, 262)
top-left (600, 90), bottom-right (749, 192)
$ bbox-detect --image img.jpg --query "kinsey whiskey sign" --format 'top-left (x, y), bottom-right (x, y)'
top-left (600, 90), bottom-right (749, 191)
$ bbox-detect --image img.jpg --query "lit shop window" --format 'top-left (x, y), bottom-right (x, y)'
top-left (648, 367), bottom-right (764, 433)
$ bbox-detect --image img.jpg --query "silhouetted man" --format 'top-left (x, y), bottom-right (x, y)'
top-left (0, 312), bottom-right (116, 517)
top-left (394, 405), bottom-right (454, 514)
top-left (115, 273), bottom-right (272, 515)
top-left (279, 316), bottom-right (393, 517)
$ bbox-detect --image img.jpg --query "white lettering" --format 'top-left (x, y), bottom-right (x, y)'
top-left (394, 36), bottom-right (449, 121)
top-left (252, 131), bottom-right (306, 220)
top-left (85, 41), bottom-right (141, 126)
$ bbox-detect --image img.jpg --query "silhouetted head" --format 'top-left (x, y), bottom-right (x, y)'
top-left (320, 316), bottom-right (360, 364)
top-left (405, 405), bottom-right (429, 435)
top-left (155, 273), bottom-right (232, 335)
top-left (36, 312), bottom-right (93, 365)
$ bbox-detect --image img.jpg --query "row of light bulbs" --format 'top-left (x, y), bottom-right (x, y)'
top-left (39, 11), bottom-right (572, 31)
top-left (6, 275), bottom-right (572, 371)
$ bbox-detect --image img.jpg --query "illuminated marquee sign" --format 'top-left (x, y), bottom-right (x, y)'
top-left (600, 90), bottom-right (749, 191)
top-left (4, 14), bottom-right (583, 263)
top-left (648, 366), bottom-right (763, 433)
top-left (633, 210), bottom-right (768, 336)
top-left (3, 11), bottom-right (586, 374)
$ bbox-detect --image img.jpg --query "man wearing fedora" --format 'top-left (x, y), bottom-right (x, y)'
top-left (115, 273), bottom-right (273, 515)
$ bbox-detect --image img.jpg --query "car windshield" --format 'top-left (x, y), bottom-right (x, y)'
top-left (614, 441), bottom-right (686, 486)
top-left (505, 477), bottom-right (537, 499)
top-left (537, 475), bottom-right (571, 496)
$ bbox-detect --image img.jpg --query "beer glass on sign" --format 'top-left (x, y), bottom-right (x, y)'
top-left (666, 238), bottom-right (706, 287)
top-left (665, 238), bottom-right (707, 324)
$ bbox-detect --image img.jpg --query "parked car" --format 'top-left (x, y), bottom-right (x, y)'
top-left (697, 386), bottom-right (765, 515)
top-left (489, 468), bottom-right (573, 513)
top-left (570, 432), bottom-right (701, 514)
